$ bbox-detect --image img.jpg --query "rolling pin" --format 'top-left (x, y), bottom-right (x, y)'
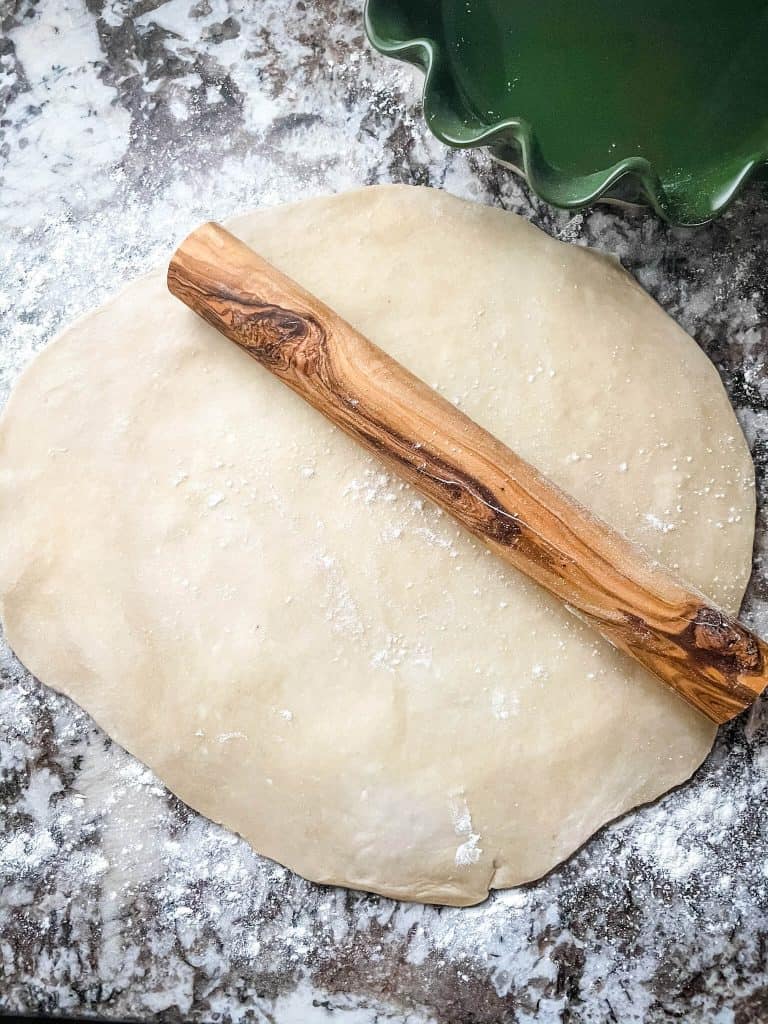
top-left (167, 222), bottom-right (767, 725)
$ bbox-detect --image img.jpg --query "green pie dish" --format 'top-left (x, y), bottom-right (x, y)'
top-left (365, 0), bottom-right (768, 225)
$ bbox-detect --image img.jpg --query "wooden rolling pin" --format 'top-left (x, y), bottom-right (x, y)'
top-left (167, 222), bottom-right (768, 725)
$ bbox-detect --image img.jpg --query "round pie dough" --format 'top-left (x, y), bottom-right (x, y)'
top-left (0, 186), bottom-right (755, 906)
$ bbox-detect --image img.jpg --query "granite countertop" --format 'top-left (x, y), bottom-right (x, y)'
top-left (2, 2), bottom-right (768, 1021)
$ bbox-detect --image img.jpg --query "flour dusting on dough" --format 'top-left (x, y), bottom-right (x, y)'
top-left (318, 552), bottom-right (365, 637)
top-left (645, 513), bottom-right (676, 534)
top-left (451, 796), bottom-right (482, 868)
top-left (490, 689), bottom-right (518, 719)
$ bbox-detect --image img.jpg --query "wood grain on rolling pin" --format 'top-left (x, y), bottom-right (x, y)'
top-left (167, 222), bottom-right (767, 724)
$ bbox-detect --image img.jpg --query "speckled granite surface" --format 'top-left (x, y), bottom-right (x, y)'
top-left (2, 2), bottom-right (768, 1021)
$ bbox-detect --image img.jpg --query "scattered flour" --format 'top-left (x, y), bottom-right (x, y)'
top-left (450, 795), bottom-right (482, 868)
top-left (644, 512), bottom-right (676, 534)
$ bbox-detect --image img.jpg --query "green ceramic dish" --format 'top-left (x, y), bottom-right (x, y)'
top-left (365, 0), bottom-right (768, 225)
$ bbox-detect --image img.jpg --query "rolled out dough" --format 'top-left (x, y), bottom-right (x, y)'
top-left (0, 186), bottom-right (755, 905)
